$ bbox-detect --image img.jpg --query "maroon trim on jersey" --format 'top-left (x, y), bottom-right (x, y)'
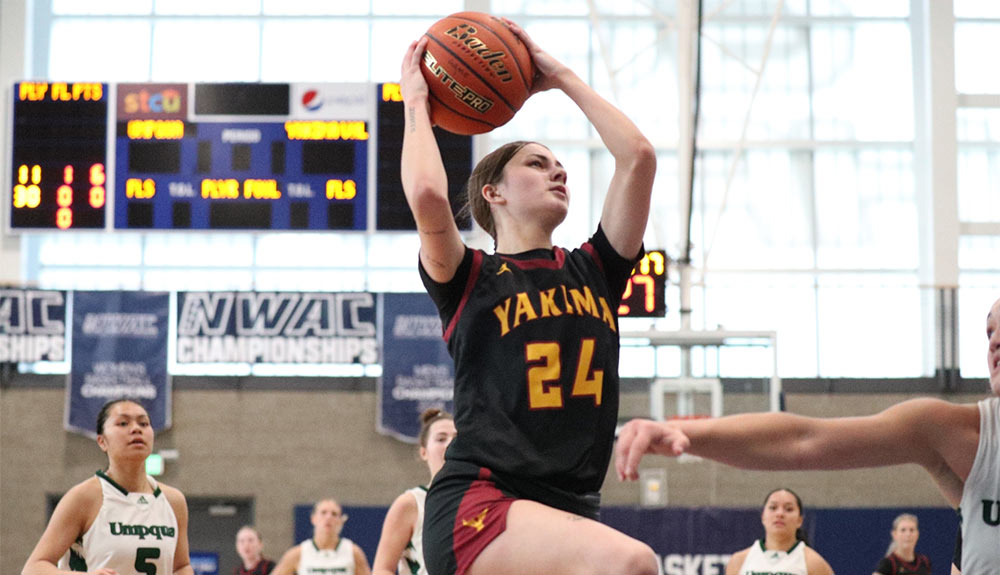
top-left (580, 241), bottom-right (606, 276)
top-left (451, 468), bottom-right (515, 575)
top-left (444, 250), bottom-right (484, 343)
top-left (501, 247), bottom-right (566, 270)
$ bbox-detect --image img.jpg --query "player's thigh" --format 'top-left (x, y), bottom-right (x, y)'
top-left (466, 499), bottom-right (657, 575)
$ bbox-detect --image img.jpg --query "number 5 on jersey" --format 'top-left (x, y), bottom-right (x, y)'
top-left (526, 339), bottom-right (603, 409)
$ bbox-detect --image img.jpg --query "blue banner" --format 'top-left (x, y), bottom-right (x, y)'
top-left (377, 293), bottom-right (453, 442)
top-left (66, 291), bottom-right (170, 437)
top-left (175, 291), bottom-right (378, 364)
top-left (0, 289), bottom-right (67, 363)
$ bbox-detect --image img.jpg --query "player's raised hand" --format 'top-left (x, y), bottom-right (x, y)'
top-left (615, 419), bottom-right (691, 481)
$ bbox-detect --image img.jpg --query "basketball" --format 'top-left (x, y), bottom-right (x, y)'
top-left (421, 12), bottom-right (535, 135)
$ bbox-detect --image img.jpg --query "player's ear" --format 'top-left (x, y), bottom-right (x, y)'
top-left (483, 184), bottom-right (503, 204)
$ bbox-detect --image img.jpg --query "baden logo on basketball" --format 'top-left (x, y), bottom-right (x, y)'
top-left (444, 24), bottom-right (514, 83)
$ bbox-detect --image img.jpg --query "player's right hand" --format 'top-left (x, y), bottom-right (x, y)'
top-left (614, 419), bottom-right (691, 481)
top-left (400, 37), bottom-right (430, 104)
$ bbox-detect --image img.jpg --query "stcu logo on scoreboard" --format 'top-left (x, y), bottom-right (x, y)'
top-left (117, 83), bottom-right (187, 120)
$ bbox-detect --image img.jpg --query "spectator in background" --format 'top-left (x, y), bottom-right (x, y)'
top-left (235, 525), bottom-right (276, 575)
top-left (872, 514), bottom-right (931, 575)
top-left (725, 488), bottom-right (834, 575)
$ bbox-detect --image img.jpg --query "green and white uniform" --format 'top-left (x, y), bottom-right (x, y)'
top-left (957, 397), bottom-right (1000, 572)
top-left (60, 470), bottom-right (178, 575)
top-left (399, 486), bottom-right (428, 575)
top-left (298, 538), bottom-right (357, 575)
top-left (737, 539), bottom-right (809, 575)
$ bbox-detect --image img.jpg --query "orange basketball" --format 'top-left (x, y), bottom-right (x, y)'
top-left (421, 12), bottom-right (535, 135)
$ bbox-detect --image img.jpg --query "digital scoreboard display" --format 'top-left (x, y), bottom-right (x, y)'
top-left (10, 82), bottom-right (108, 229)
top-left (8, 82), bottom-right (473, 231)
top-left (619, 250), bottom-right (667, 318)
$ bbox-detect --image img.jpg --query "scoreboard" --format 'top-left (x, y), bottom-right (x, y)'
top-left (8, 81), bottom-right (472, 231)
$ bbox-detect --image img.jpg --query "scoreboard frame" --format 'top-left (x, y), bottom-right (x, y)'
top-left (6, 81), bottom-right (473, 233)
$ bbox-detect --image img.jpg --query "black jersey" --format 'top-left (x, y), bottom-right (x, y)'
top-left (420, 227), bottom-right (639, 514)
top-left (874, 553), bottom-right (931, 575)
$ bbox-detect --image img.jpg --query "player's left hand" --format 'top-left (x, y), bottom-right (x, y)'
top-left (501, 18), bottom-right (570, 94)
top-left (615, 419), bottom-right (691, 481)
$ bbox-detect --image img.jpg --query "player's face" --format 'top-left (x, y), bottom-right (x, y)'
top-left (761, 490), bottom-right (802, 537)
top-left (420, 418), bottom-right (457, 478)
top-left (493, 143), bottom-right (568, 227)
top-left (311, 499), bottom-right (346, 534)
top-left (987, 297), bottom-right (1000, 396)
top-left (97, 401), bottom-right (153, 460)
top-left (235, 528), bottom-right (263, 562)
top-left (891, 519), bottom-right (919, 550)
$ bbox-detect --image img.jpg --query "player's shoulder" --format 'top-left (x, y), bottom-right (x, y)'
top-left (62, 475), bottom-right (103, 506)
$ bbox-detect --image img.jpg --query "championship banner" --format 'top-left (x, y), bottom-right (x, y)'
top-left (175, 291), bottom-right (378, 364)
top-left (377, 293), bottom-right (454, 442)
top-left (0, 289), bottom-right (67, 363)
top-left (66, 291), bottom-right (170, 437)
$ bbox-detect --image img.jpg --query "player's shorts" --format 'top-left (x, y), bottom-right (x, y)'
top-left (423, 461), bottom-right (517, 575)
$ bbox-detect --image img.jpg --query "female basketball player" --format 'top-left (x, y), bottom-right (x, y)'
top-left (400, 15), bottom-right (658, 575)
top-left (615, 295), bottom-right (1000, 574)
top-left (21, 399), bottom-right (194, 575)
top-left (372, 409), bottom-right (457, 575)
top-left (725, 488), bottom-right (833, 575)
top-left (872, 514), bottom-right (931, 575)
top-left (271, 499), bottom-right (370, 575)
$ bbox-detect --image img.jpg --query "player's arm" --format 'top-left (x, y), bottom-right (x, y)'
top-left (724, 547), bottom-right (749, 575)
top-left (162, 485), bottom-right (194, 575)
top-left (400, 37), bottom-right (465, 283)
top-left (353, 543), bottom-right (372, 575)
top-left (372, 492), bottom-right (418, 575)
top-left (21, 480), bottom-right (102, 575)
top-left (270, 545), bottom-right (302, 575)
top-left (505, 20), bottom-right (656, 260)
top-left (618, 398), bottom-right (969, 483)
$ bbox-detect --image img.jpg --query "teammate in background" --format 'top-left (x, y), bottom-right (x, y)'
top-left (234, 526), bottom-right (276, 575)
top-left (400, 15), bottom-right (658, 575)
top-left (372, 409), bottom-right (457, 575)
top-left (615, 295), bottom-right (1000, 574)
top-left (725, 488), bottom-right (833, 575)
top-left (272, 499), bottom-right (370, 575)
top-left (871, 514), bottom-right (931, 575)
top-left (21, 399), bottom-right (194, 575)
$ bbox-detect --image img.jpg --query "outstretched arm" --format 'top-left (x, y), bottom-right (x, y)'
top-left (616, 398), bottom-right (977, 505)
top-left (506, 20), bottom-right (656, 259)
top-left (400, 37), bottom-right (465, 283)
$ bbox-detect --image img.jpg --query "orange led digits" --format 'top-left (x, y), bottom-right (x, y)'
top-left (56, 208), bottom-right (73, 229)
top-left (87, 164), bottom-right (107, 208)
top-left (13, 164), bottom-right (42, 209)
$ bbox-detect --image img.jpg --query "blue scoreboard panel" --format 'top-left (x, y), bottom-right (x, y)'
top-left (8, 81), bottom-right (472, 231)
